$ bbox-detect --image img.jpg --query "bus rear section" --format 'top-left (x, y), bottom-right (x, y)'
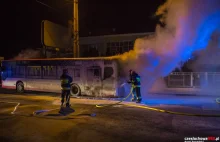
top-left (0, 58), bottom-right (122, 97)
top-left (75, 59), bottom-right (119, 97)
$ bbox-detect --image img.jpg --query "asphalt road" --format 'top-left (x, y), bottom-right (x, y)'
top-left (0, 89), bottom-right (220, 142)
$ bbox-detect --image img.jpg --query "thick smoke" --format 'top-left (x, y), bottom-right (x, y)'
top-left (190, 30), bottom-right (220, 71)
top-left (13, 49), bottom-right (43, 60)
top-left (116, 0), bottom-right (220, 97)
top-left (188, 30), bottom-right (220, 95)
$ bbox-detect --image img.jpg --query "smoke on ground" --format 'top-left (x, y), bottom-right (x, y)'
top-left (116, 0), bottom-right (220, 97)
top-left (13, 49), bottom-right (43, 60)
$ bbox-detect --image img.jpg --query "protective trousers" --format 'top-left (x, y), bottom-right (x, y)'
top-left (61, 90), bottom-right (71, 107)
top-left (131, 86), bottom-right (142, 102)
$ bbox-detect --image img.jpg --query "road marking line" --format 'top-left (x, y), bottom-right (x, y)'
top-left (11, 103), bottom-right (20, 114)
top-left (0, 101), bottom-right (20, 114)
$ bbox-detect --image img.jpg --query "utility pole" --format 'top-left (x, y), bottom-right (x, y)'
top-left (73, 0), bottom-right (79, 58)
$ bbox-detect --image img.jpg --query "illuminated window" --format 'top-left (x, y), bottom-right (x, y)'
top-left (106, 41), bottom-right (134, 56)
top-left (83, 44), bottom-right (100, 57)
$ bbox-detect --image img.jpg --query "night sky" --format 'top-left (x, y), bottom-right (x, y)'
top-left (2, 0), bottom-right (165, 59)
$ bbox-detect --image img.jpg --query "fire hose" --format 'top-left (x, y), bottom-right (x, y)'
top-left (95, 85), bottom-right (220, 117)
top-left (95, 85), bottom-right (134, 108)
top-left (1, 85), bottom-right (220, 118)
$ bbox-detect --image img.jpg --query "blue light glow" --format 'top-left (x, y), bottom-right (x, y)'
top-left (120, 0), bottom-right (220, 101)
top-left (192, 12), bottom-right (220, 51)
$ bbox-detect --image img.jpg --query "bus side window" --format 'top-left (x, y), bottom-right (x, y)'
top-left (43, 66), bottom-right (56, 78)
top-left (43, 66), bottom-right (48, 76)
top-left (27, 66), bottom-right (41, 77)
top-left (11, 66), bottom-right (25, 77)
top-left (16, 66), bottom-right (25, 76)
top-left (36, 68), bottom-right (40, 76)
top-left (87, 69), bottom-right (94, 78)
top-left (74, 69), bottom-right (80, 77)
top-left (49, 66), bottom-right (56, 76)
top-left (87, 68), bottom-right (100, 78)
top-left (11, 67), bottom-right (16, 77)
top-left (0, 66), bottom-right (6, 71)
top-left (1, 66), bottom-right (8, 80)
top-left (94, 69), bottom-right (100, 77)
top-left (104, 67), bottom-right (113, 80)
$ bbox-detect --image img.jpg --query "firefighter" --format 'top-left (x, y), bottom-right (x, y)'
top-left (60, 69), bottom-right (73, 107)
top-left (127, 69), bottom-right (142, 103)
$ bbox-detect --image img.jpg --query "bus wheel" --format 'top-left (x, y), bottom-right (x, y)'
top-left (16, 82), bottom-right (24, 93)
top-left (70, 84), bottom-right (81, 97)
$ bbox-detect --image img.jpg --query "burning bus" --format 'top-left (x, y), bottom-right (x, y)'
top-left (0, 57), bottom-right (126, 97)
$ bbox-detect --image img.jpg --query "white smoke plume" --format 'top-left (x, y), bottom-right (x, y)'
top-left (13, 49), bottom-right (43, 60)
top-left (187, 30), bottom-right (220, 95)
top-left (190, 31), bottom-right (220, 71)
top-left (115, 0), bottom-right (220, 97)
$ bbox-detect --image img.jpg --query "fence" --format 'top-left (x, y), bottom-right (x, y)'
top-left (166, 72), bottom-right (220, 88)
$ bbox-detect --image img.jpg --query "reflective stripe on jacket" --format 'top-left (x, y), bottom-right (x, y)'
top-left (60, 74), bottom-right (73, 90)
top-left (61, 87), bottom-right (71, 90)
top-left (130, 72), bottom-right (141, 86)
top-left (132, 84), bottom-right (141, 88)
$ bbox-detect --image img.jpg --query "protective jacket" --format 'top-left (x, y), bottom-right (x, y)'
top-left (128, 72), bottom-right (141, 87)
top-left (60, 74), bottom-right (73, 90)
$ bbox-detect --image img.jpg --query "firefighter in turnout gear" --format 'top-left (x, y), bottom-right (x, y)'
top-left (127, 70), bottom-right (142, 103)
top-left (60, 69), bottom-right (73, 107)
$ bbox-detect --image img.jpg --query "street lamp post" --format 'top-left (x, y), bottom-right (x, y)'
top-left (73, 0), bottom-right (79, 58)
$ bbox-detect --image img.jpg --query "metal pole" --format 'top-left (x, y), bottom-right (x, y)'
top-left (73, 0), bottom-right (79, 58)
top-left (190, 72), bottom-right (193, 87)
top-left (76, 0), bottom-right (79, 57)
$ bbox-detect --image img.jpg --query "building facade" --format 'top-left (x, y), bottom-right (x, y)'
top-left (79, 32), bottom-right (154, 57)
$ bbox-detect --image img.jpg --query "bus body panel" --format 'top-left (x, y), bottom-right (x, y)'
top-left (2, 78), bottom-right (27, 89)
top-left (1, 58), bottom-right (121, 97)
top-left (102, 62), bottom-right (117, 96)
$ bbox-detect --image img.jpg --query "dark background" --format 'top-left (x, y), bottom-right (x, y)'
top-left (1, 0), bottom-right (165, 59)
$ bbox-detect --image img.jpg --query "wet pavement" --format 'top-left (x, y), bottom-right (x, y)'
top-left (0, 88), bottom-right (220, 142)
